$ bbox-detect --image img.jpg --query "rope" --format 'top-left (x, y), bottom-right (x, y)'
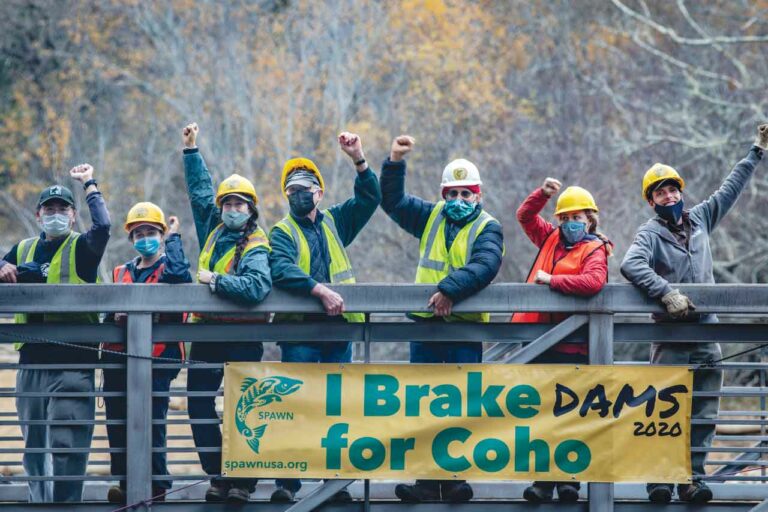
top-left (109, 479), bottom-right (208, 511)
top-left (694, 343), bottom-right (768, 370)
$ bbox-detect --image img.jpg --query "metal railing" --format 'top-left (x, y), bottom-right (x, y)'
top-left (0, 283), bottom-right (767, 511)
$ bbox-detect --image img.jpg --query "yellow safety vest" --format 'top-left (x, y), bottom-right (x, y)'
top-left (413, 201), bottom-right (498, 323)
top-left (272, 212), bottom-right (364, 323)
top-left (14, 232), bottom-right (99, 350)
top-left (190, 223), bottom-right (271, 323)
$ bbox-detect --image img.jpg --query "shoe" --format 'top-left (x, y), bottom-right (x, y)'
top-left (271, 487), bottom-right (296, 502)
top-left (330, 489), bottom-right (353, 502)
top-left (394, 482), bottom-right (441, 502)
top-left (151, 487), bottom-right (167, 502)
top-left (107, 485), bottom-right (126, 504)
top-left (441, 481), bottom-right (473, 502)
top-left (678, 481), bottom-right (713, 503)
top-left (227, 485), bottom-right (251, 503)
top-left (647, 483), bottom-right (673, 504)
top-left (523, 483), bottom-right (554, 503)
top-left (556, 483), bottom-right (580, 503)
top-left (204, 481), bottom-right (229, 502)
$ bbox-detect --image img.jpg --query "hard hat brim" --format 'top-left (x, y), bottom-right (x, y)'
top-left (125, 221), bottom-right (167, 234)
top-left (440, 179), bottom-right (483, 188)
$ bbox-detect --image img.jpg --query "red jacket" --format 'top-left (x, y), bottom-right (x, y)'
top-left (517, 188), bottom-right (608, 296)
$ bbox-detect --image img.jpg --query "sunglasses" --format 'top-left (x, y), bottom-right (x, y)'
top-left (445, 189), bottom-right (475, 200)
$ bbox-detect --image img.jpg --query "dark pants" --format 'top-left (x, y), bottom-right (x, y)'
top-left (529, 348), bottom-right (588, 492)
top-left (187, 341), bottom-right (263, 489)
top-left (103, 344), bottom-right (181, 491)
top-left (276, 341), bottom-right (352, 493)
top-left (409, 341), bottom-right (482, 491)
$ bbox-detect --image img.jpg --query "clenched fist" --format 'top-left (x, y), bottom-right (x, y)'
top-left (338, 132), bottom-right (365, 163)
top-left (183, 123), bottom-right (199, 148)
top-left (755, 124), bottom-right (768, 150)
top-left (167, 216), bottom-right (180, 235)
top-left (69, 164), bottom-right (94, 183)
top-left (541, 177), bottom-right (562, 197)
top-left (390, 135), bottom-right (415, 162)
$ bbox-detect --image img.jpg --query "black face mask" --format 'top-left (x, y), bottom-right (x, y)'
top-left (654, 199), bottom-right (684, 224)
top-left (288, 190), bottom-right (316, 218)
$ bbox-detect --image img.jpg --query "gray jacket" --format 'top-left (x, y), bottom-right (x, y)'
top-left (621, 146), bottom-right (763, 304)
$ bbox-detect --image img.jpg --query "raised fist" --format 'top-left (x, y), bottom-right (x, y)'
top-left (755, 124), bottom-right (768, 150)
top-left (541, 177), bottom-right (562, 197)
top-left (390, 135), bottom-right (415, 162)
top-left (167, 216), bottom-right (180, 235)
top-left (183, 123), bottom-right (199, 148)
top-left (69, 164), bottom-right (94, 183)
top-left (338, 132), bottom-right (364, 162)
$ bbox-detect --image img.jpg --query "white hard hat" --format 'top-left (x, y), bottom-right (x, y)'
top-left (441, 159), bottom-right (482, 188)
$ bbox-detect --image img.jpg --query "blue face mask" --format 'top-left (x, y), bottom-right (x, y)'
top-left (444, 199), bottom-right (477, 221)
top-left (133, 236), bottom-right (161, 257)
top-left (560, 221), bottom-right (587, 247)
top-left (41, 214), bottom-right (71, 238)
top-left (654, 199), bottom-right (684, 224)
top-left (222, 211), bottom-right (250, 230)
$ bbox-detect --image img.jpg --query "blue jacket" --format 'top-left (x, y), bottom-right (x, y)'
top-left (380, 158), bottom-right (504, 303)
top-left (183, 148), bottom-right (271, 304)
top-left (269, 167), bottom-right (382, 294)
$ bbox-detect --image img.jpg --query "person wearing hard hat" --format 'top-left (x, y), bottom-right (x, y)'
top-left (513, 179), bottom-right (612, 503)
top-left (0, 164), bottom-right (111, 503)
top-left (379, 136), bottom-right (504, 503)
top-left (101, 203), bottom-right (192, 504)
top-left (181, 123), bottom-right (272, 503)
top-left (621, 124), bottom-right (768, 504)
top-left (268, 131), bottom-right (381, 503)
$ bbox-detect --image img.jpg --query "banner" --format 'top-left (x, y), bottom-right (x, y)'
top-left (222, 363), bottom-right (692, 482)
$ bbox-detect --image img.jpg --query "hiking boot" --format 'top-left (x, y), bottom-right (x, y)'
top-left (204, 481), bottom-right (229, 502)
top-left (271, 487), bottom-right (296, 502)
top-left (441, 481), bottom-right (473, 502)
top-left (647, 483), bottom-right (673, 504)
top-left (556, 483), bottom-right (580, 502)
top-left (107, 485), bottom-right (126, 504)
top-left (678, 481), bottom-right (713, 503)
top-left (227, 485), bottom-right (251, 503)
top-left (330, 489), bottom-right (353, 502)
top-left (394, 482), bottom-right (441, 502)
top-left (523, 483), bottom-right (554, 503)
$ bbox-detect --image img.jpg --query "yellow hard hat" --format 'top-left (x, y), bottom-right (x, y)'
top-left (642, 163), bottom-right (685, 200)
top-left (280, 157), bottom-right (325, 198)
top-left (124, 201), bottom-right (168, 233)
top-left (555, 186), bottom-right (599, 215)
top-left (215, 173), bottom-right (258, 207)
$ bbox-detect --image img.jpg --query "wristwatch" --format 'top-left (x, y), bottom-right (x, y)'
top-left (83, 179), bottom-right (98, 190)
top-left (354, 158), bottom-right (366, 166)
top-left (209, 273), bottom-right (218, 293)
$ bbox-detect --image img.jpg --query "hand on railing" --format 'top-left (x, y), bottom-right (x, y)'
top-left (0, 262), bottom-right (18, 283)
top-left (428, 291), bottom-right (453, 317)
top-left (534, 270), bottom-right (552, 285)
top-left (311, 283), bottom-right (345, 316)
top-left (661, 289), bottom-right (696, 319)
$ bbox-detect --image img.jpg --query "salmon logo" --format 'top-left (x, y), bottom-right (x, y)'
top-left (235, 376), bottom-right (303, 454)
top-left (453, 168), bottom-right (468, 180)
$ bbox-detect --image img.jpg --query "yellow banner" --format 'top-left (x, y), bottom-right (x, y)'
top-left (222, 363), bottom-right (692, 482)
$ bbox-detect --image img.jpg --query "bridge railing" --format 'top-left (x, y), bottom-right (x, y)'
top-left (0, 283), bottom-right (767, 511)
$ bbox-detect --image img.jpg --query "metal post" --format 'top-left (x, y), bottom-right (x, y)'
top-left (126, 313), bottom-right (153, 509)
top-left (589, 313), bottom-right (614, 511)
top-left (364, 313), bottom-right (371, 512)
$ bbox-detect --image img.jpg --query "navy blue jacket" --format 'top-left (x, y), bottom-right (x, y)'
top-left (380, 158), bottom-right (504, 303)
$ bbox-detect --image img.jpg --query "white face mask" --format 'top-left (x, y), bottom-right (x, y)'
top-left (41, 214), bottom-right (71, 238)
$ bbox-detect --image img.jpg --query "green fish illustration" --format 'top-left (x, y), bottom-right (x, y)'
top-left (235, 376), bottom-right (303, 454)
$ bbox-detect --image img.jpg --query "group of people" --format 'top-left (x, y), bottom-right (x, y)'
top-left (0, 122), bottom-right (766, 505)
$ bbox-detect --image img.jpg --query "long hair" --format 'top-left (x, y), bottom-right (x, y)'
top-left (232, 208), bottom-right (259, 271)
top-left (585, 210), bottom-right (613, 256)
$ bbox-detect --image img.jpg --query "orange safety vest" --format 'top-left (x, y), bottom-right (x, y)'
top-left (103, 262), bottom-right (186, 359)
top-left (512, 229), bottom-right (606, 325)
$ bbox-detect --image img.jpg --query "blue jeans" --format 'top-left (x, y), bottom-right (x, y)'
top-left (103, 344), bottom-right (182, 490)
top-left (409, 342), bottom-right (482, 363)
top-left (276, 342), bottom-right (351, 493)
top-left (187, 342), bottom-right (263, 489)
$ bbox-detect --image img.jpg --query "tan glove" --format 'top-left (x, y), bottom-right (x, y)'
top-left (755, 124), bottom-right (768, 151)
top-left (661, 289), bottom-right (696, 319)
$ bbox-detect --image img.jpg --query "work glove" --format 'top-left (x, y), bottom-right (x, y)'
top-left (755, 124), bottom-right (768, 151)
top-left (661, 289), bottom-right (696, 319)
top-left (16, 262), bottom-right (46, 283)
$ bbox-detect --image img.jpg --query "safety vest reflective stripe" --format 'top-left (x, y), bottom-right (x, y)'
top-left (418, 206), bottom-right (446, 271)
top-left (18, 238), bottom-right (37, 265)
